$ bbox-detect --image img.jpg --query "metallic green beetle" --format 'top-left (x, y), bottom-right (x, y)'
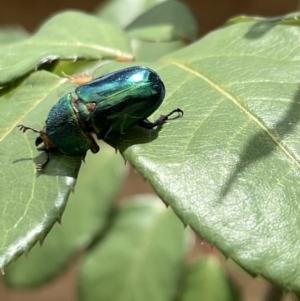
top-left (18, 66), bottom-right (183, 171)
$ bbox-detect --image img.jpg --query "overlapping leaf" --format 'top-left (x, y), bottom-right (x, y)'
top-left (0, 11), bottom-right (132, 86)
top-left (126, 0), bottom-right (197, 42)
top-left (97, 0), bottom-right (196, 62)
top-left (0, 71), bottom-right (81, 269)
top-left (179, 256), bottom-right (239, 301)
top-left (96, 0), bottom-right (169, 28)
top-left (0, 3), bottom-right (194, 273)
top-left (131, 39), bottom-right (186, 61)
top-left (96, 19), bottom-right (300, 292)
top-left (126, 0), bottom-right (197, 61)
top-left (1, 3), bottom-right (300, 295)
top-left (4, 145), bottom-right (126, 286)
top-left (78, 195), bottom-right (185, 301)
top-left (0, 26), bottom-right (28, 44)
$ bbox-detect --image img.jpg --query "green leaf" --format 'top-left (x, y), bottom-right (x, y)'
top-left (0, 26), bottom-right (28, 44)
top-left (3, 10), bottom-right (300, 293)
top-left (179, 256), bottom-right (239, 301)
top-left (96, 0), bottom-right (169, 28)
top-left (0, 11), bottom-right (132, 86)
top-left (52, 60), bottom-right (102, 78)
top-left (99, 19), bottom-right (300, 292)
top-left (131, 39), bottom-right (186, 61)
top-left (126, 0), bottom-right (197, 42)
top-left (4, 145), bottom-right (126, 287)
top-left (78, 195), bottom-right (185, 301)
top-left (126, 0), bottom-right (197, 61)
top-left (0, 71), bottom-right (82, 269)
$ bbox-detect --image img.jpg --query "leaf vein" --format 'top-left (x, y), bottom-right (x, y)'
top-left (168, 60), bottom-right (300, 169)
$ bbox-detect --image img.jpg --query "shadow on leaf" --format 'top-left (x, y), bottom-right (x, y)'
top-left (222, 85), bottom-right (300, 197)
top-left (243, 15), bottom-right (300, 39)
top-left (13, 151), bottom-right (81, 178)
top-left (243, 21), bottom-right (276, 39)
top-left (14, 124), bottom-right (163, 177)
top-left (107, 124), bottom-right (163, 154)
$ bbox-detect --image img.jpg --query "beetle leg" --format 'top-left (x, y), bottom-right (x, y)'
top-left (36, 150), bottom-right (50, 172)
top-left (138, 108), bottom-right (184, 129)
top-left (17, 124), bottom-right (41, 134)
top-left (138, 119), bottom-right (155, 129)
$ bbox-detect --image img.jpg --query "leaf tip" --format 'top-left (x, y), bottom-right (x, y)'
top-left (36, 55), bottom-right (59, 71)
top-left (39, 237), bottom-right (45, 246)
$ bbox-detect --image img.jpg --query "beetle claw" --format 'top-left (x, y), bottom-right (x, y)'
top-left (17, 124), bottom-right (40, 134)
top-left (36, 164), bottom-right (43, 172)
top-left (36, 150), bottom-right (50, 172)
top-left (154, 108), bottom-right (184, 125)
top-left (166, 108), bottom-right (184, 119)
top-left (138, 108), bottom-right (184, 129)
